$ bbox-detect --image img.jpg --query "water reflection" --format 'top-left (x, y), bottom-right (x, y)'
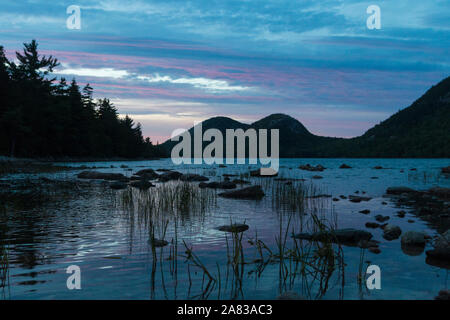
top-left (0, 158), bottom-right (448, 299)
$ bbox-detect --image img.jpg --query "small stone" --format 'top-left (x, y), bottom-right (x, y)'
top-left (149, 239), bottom-right (169, 248)
top-left (383, 224), bottom-right (402, 241)
top-left (397, 210), bottom-right (406, 218)
top-left (217, 223), bottom-right (249, 233)
top-left (375, 215), bottom-right (390, 222)
top-left (365, 222), bottom-right (380, 229)
top-left (368, 247), bottom-right (381, 254)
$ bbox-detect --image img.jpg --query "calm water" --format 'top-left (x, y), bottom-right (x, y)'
top-left (1, 158), bottom-right (449, 299)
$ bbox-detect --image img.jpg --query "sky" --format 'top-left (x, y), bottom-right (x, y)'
top-left (0, 0), bottom-right (449, 143)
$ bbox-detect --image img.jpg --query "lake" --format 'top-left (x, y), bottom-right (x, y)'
top-left (1, 158), bottom-right (449, 299)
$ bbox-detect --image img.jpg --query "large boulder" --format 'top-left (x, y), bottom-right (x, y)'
top-left (135, 168), bottom-right (159, 180)
top-left (401, 231), bottom-right (427, 246)
top-left (293, 228), bottom-right (373, 246)
top-left (401, 231), bottom-right (427, 256)
top-left (180, 173), bottom-right (209, 182)
top-left (219, 185), bottom-right (265, 200)
top-left (426, 230), bottom-right (449, 265)
top-left (386, 186), bottom-right (417, 195)
top-left (383, 224), bottom-right (402, 241)
top-left (77, 171), bottom-right (127, 181)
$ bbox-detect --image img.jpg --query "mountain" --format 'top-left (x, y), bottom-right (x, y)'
top-left (160, 76), bottom-right (450, 158)
top-left (348, 76), bottom-right (450, 157)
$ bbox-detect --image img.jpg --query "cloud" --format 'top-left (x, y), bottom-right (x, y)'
top-left (136, 74), bottom-right (251, 92)
top-left (53, 65), bottom-right (130, 79)
top-left (54, 65), bottom-right (252, 92)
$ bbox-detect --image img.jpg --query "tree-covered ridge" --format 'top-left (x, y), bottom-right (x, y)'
top-left (161, 77), bottom-right (450, 158)
top-left (0, 40), bottom-right (161, 159)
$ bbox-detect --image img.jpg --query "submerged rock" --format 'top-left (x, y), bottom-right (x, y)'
top-left (383, 224), bottom-right (402, 241)
top-left (130, 180), bottom-right (155, 190)
top-left (158, 170), bottom-right (183, 182)
top-left (365, 222), bottom-right (380, 229)
top-left (359, 209), bottom-right (370, 214)
top-left (149, 239), bottom-right (169, 248)
top-left (375, 215), bottom-right (390, 222)
top-left (292, 228), bottom-right (373, 246)
top-left (441, 166), bottom-right (450, 174)
top-left (373, 166), bottom-right (384, 169)
top-left (435, 290), bottom-right (450, 300)
top-left (339, 164), bottom-right (352, 169)
top-left (298, 164), bottom-right (325, 172)
top-left (199, 181), bottom-right (237, 189)
top-left (368, 247), bottom-right (381, 254)
top-left (110, 181), bottom-right (128, 190)
top-left (219, 186), bottom-right (265, 200)
top-left (357, 239), bottom-right (380, 249)
top-left (277, 291), bottom-right (304, 300)
top-left (180, 173), bottom-right (209, 182)
top-left (349, 195), bottom-right (372, 203)
top-left (397, 210), bottom-right (406, 218)
top-left (250, 168), bottom-right (278, 177)
top-left (386, 186), bottom-right (417, 195)
top-left (217, 223), bottom-right (249, 233)
top-left (135, 168), bottom-right (159, 180)
top-left (428, 187), bottom-right (450, 199)
top-left (231, 179), bottom-right (251, 185)
top-left (77, 171), bottom-right (127, 181)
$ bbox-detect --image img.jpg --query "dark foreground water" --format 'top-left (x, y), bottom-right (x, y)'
top-left (1, 158), bottom-right (449, 299)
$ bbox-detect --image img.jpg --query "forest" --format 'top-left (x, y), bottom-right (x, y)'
top-left (0, 40), bottom-right (162, 159)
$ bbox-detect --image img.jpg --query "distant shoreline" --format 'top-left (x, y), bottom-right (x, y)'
top-left (1, 155), bottom-right (449, 163)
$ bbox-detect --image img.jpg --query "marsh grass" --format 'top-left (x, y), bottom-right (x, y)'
top-left (115, 176), bottom-right (348, 300)
top-left (0, 242), bottom-right (9, 299)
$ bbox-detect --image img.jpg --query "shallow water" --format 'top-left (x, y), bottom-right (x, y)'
top-left (1, 158), bottom-right (449, 299)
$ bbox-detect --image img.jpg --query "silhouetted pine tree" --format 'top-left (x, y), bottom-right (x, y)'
top-left (0, 40), bottom-right (160, 159)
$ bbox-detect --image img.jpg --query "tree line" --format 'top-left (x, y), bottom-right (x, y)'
top-left (0, 40), bottom-right (163, 159)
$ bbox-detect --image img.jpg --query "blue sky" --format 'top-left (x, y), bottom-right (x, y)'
top-left (0, 0), bottom-right (449, 142)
